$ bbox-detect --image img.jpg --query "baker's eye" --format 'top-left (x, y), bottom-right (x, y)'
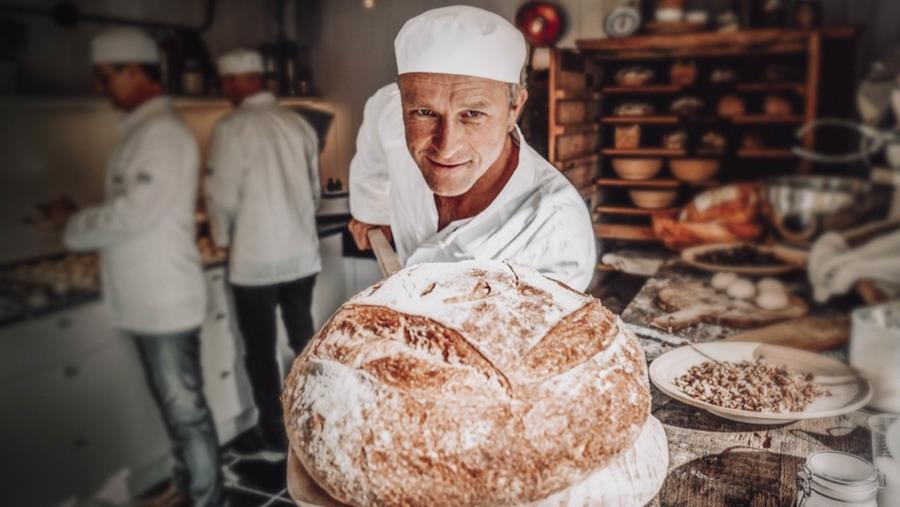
top-left (462, 110), bottom-right (486, 119)
top-left (412, 108), bottom-right (436, 117)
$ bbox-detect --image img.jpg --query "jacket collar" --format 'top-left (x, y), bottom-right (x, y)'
top-left (477, 126), bottom-right (536, 213)
top-left (427, 126), bottom-right (536, 236)
top-left (120, 95), bottom-right (172, 134)
top-left (242, 91), bottom-right (277, 107)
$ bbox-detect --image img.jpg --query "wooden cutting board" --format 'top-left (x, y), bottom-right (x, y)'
top-left (652, 281), bottom-right (808, 332)
top-left (724, 314), bottom-right (850, 352)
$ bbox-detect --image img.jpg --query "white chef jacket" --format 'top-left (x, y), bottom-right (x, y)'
top-left (349, 83), bottom-right (596, 291)
top-left (64, 96), bottom-right (206, 334)
top-left (205, 91), bottom-right (322, 286)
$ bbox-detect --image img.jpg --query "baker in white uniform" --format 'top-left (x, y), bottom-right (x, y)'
top-left (64, 28), bottom-right (223, 507)
top-left (206, 49), bottom-right (321, 453)
top-left (348, 5), bottom-right (596, 291)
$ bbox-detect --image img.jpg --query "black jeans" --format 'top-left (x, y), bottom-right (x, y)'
top-left (231, 274), bottom-right (316, 448)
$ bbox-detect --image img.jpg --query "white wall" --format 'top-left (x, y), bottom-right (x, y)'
top-left (311, 0), bottom-right (614, 185)
top-left (6, 0), bottom-right (273, 93)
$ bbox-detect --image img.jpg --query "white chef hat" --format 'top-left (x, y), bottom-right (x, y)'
top-left (394, 6), bottom-right (527, 84)
top-left (217, 49), bottom-right (264, 76)
top-left (91, 27), bottom-right (159, 64)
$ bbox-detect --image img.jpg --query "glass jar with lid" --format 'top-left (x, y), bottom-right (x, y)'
top-left (794, 450), bottom-right (883, 506)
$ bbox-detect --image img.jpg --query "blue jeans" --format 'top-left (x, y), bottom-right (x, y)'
top-left (134, 328), bottom-right (225, 507)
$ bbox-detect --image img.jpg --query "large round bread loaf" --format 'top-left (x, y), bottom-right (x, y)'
top-left (282, 261), bottom-right (652, 506)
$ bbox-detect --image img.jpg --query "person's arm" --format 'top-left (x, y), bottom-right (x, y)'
top-left (64, 126), bottom-right (192, 251)
top-left (205, 121), bottom-right (246, 248)
top-left (349, 87), bottom-right (392, 227)
top-left (514, 203), bottom-right (597, 292)
top-left (290, 117), bottom-right (321, 211)
top-left (306, 125), bottom-right (321, 210)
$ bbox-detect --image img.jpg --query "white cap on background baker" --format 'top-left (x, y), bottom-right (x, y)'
top-left (91, 27), bottom-right (159, 64)
top-left (394, 5), bottom-right (527, 84)
top-left (217, 49), bottom-right (264, 76)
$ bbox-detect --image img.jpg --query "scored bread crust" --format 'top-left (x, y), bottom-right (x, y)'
top-left (282, 261), bottom-right (651, 507)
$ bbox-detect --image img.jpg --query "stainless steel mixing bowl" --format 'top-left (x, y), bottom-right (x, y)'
top-left (762, 175), bottom-right (874, 245)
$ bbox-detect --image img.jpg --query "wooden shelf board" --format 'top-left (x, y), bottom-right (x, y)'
top-left (597, 178), bottom-right (678, 188)
top-left (577, 27), bottom-right (858, 53)
top-left (554, 123), bottom-right (600, 135)
top-left (597, 205), bottom-right (680, 216)
top-left (553, 153), bottom-right (600, 170)
top-left (586, 45), bottom-right (807, 61)
top-left (594, 223), bottom-right (660, 241)
top-left (735, 82), bottom-right (806, 94)
top-left (601, 116), bottom-right (680, 124)
top-left (596, 178), bottom-right (717, 188)
top-left (737, 148), bottom-right (797, 158)
top-left (602, 84), bottom-right (682, 94)
top-left (730, 115), bottom-right (804, 124)
top-left (555, 90), bottom-right (602, 101)
top-left (603, 148), bottom-right (686, 156)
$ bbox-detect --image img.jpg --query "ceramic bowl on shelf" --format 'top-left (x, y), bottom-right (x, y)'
top-left (629, 188), bottom-right (678, 209)
top-left (612, 158), bottom-right (663, 180)
top-left (670, 158), bottom-right (720, 182)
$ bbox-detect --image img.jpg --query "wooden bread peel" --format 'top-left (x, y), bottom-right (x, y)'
top-left (366, 228), bottom-right (402, 277)
top-left (724, 314), bottom-right (850, 352)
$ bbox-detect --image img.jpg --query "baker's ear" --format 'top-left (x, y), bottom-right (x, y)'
top-left (509, 88), bottom-right (528, 131)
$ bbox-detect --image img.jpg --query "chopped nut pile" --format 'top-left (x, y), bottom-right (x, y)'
top-left (674, 359), bottom-right (830, 413)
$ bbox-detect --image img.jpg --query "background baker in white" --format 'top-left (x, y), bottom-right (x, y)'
top-left (347, 5), bottom-right (596, 291)
top-left (206, 49), bottom-right (321, 454)
top-left (63, 27), bottom-right (222, 507)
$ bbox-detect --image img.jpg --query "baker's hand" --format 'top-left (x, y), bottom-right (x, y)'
top-left (37, 196), bottom-right (80, 230)
top-left (348, 218), bottom-right (393, 251)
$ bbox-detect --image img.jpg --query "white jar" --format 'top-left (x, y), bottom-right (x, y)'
top-left (794, 451), bottom-right (882, 506)
top-left (850, 301), bottom-right (900, 412)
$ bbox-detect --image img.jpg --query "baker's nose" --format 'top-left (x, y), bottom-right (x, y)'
top-left (432, 117), bottom-right (463, 159)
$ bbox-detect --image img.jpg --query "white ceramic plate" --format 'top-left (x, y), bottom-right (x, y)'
top-left (650, 341), bottom-right (872, 424)
top-left (681, 242), bottom-right (806, 275)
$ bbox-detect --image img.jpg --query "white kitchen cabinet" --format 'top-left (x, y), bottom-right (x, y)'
top-left (0, 337), bottom-right (170, 507)
top-left (310, 232), bottom-right (348, 329)
top-left (200, 267), bottom-right (255, 430)
top-left (0, 302), bottom-right (120, 383)
top-left (0, 234), bottom-right (362, 506)
top-left (0, 270), bottom-right (256, 507)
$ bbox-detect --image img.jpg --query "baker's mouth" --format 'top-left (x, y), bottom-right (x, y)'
top-left (427, 158), bottom-right (470, 170)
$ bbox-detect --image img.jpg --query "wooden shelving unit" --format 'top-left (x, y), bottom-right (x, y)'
top-left (596, 205), bottom-right (681, 216)
top-left (543, 27), bottom-right (858, 248)
top-left (593, 223), bottom-right (659, 241)
top-left (737, 148), bottom-right (797, 159)
top-left (526, 27), bottom-right (858, 258)
top-left (595, 178), bottom-right (717, 188)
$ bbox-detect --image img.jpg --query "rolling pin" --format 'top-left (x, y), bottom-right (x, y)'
top-left (725, 314), bottom-right (850, 352)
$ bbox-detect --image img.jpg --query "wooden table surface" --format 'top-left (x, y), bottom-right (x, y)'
top-left (615, 261), bottom-right (876, 506)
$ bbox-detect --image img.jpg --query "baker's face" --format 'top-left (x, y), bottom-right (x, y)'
top-left (399, 73), bottom-right (526, 197)
top-left (93, 63), bottom-right (145, 110)
top-left (221, 73), bottom-right (264, 106)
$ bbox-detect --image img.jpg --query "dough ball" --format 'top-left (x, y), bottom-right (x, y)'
top-left (756, 290), bottom-right (789, 310)
top-left (757, 277), bottom-right (786, 294)
top-left (711, 272), bottom-right (738, 291)
top-left (726, 277), bottom-right (756, 300)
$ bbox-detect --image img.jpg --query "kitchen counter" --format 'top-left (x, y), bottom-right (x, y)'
top-left (0, 214), bottom-right (352, 327)
top-left (609, 257), bottom-right (876, 506)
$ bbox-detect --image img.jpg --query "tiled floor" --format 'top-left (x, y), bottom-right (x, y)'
top-left (137, 431), bottom-right (295, 507)
top-left (221, 449), bottom-right (293, 507)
